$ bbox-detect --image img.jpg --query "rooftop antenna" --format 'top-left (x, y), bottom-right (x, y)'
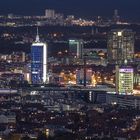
top-left (35, 26), bottom-right (40, 42)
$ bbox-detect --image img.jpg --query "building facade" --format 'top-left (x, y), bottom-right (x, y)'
top-left (107, 29), bottom-right (135, 64)
top-left (76, 69), bottom-right (93, 85)
top-left (106, 94), bottom-right (140, 109)
top-left (134, 73), bottom-right (140, 86)
top-left (116, 66), bottom-right (134, 95)
top-left (69, 39), bottom-right (84, 59)
top-left (31, 30), bottom-right (47, 84)
top-left (113, 9), bottom-right (120, 23)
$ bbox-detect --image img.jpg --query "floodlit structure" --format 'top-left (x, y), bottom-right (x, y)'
top-left (116, 65), bottom-right (134, 95)
top-left (31, 28), bottom-right (47, 84)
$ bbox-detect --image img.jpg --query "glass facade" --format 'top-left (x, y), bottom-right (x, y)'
top-left (31, 45), bottom-right (44, 84)
top-left (107, 29), bottom-right (134, 64)
top-left (69, 39), bottom-right (83, 59)
top-left (116, 66), bottom-right (134, 95)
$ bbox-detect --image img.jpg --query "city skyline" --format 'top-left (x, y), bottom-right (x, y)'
top-left (0, 0), bottom-right (140, 21)
top-left (0, 1), bottom-right (140, 139)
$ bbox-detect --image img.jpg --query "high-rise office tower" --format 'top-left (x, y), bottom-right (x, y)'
top-left (116, 65), bottom-right (134, 95)
top-left (107, 29), bottom-right (135, 64)
top-left (69, 39), bottom-right (84, 59)
top-left (31, 28), bottom-right (47, 84)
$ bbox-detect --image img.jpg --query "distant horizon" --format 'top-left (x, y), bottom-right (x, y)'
top-left (0, 0), bottom-right (140, 21)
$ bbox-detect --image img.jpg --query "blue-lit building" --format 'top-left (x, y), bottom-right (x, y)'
top-left (31, 29), bottom-right (47, 84)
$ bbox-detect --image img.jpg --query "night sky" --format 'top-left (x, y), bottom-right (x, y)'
top-left (0, 0), bottom-right (140, 20)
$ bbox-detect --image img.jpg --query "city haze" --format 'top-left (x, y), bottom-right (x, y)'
top-left (0, 0), bottom-right (140, 20)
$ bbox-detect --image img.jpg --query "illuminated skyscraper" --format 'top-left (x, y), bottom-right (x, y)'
top-left (69, 39), bottom-right (84, 59)
top-left (31, 28), bottom-right (47, 84)
top-left (116, 65), bottom-right (134, 95)
top-left (107, 29), bottom-right (134, 64)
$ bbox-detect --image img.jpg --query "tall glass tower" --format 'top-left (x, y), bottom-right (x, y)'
top-left (31, 28), bottom-right (47, 84)
top-left (107, 29), bottom-right (134, 64)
